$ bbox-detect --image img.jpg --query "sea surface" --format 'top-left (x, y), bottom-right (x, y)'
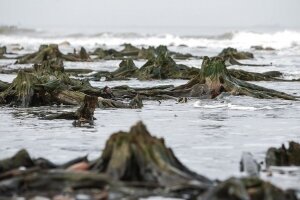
top-left (0, 26), bottom-right (300, 196)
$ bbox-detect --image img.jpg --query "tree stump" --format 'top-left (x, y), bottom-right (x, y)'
top-left (266, 141), bottom-right (300, 167)
top-left (90, 121), bottom-right (212, 188)
top-left (73, 95), bottom-right (98, 126)
top-left (218, 47), bottom-right (254, 60)
top-left (172, 56), bottom-right (297, 100)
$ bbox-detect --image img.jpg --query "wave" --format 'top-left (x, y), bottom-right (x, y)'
top-left (193, 102), bottom-right (273, 111)
top-left (1, 27), bottom-right (300, 50)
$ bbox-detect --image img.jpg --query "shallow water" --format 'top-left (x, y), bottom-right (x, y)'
top-left (1, 28), bottom-right (300, 195)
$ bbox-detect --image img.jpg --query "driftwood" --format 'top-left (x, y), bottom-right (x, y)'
top-left (201, 177), bottom-right (297, 200)
top-left (229, 69), bottom-right (282, 81)
top-left (266, 141), bottom-right (300, 167)
top-left (225, 57), bottom-right (272, 67)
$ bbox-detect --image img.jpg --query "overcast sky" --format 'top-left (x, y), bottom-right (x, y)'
top-left (0, 0), bottom-right (299, 32)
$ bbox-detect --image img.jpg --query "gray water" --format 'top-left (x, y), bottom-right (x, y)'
top-left (1, 28), bottom-right (300, 194)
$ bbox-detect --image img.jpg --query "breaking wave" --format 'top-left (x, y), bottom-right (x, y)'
top-left (1, 26), bottom-right (300, 50)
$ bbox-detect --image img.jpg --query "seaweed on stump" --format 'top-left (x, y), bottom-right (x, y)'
top-left (90, 121), bottom-right (212, 190)
top-left (16, 44), bottom-right (87, 64)
top-left (0, 70), bottom-right (43, 107)
top-left (120, 43), bottom-right (140, 56)
top-left (174, 56), bottom-right (297, 100)
top-left (112, 58), bottom-right (138, 78)
top-left (137, 46), bottom-right (199, 80)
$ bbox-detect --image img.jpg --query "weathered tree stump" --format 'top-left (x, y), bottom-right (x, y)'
top-left (172, 56), bottom-right (297, 100)
top-left (0, 70), bottom-right (44, 107)
top-left (78, 47), bottom-right (91, 61)
top-left (137, 46), bottom-right (199, 80)
top-left (73, 95), bottom-right (98, 126)
top-left (0, 149), bottom-right (34, 174)
top-left (218, 47), bottom-right (254, 60)
top-left (90, 121), bottom-right (212, 187)
top-left (16, 44), bottom-right (89, 64)
top-left (266, 141), bottom-right (300, 167)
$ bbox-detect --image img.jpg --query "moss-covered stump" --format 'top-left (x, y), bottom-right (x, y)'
top-left (16, 44), bottom-right (89, 64)
top-left (93, 58), bottom-right (139, 81)
top-left (172, 56), bottom-right (297, 100)
top-left (120, 43), bottom-right (140, 56)
top-left (92, 47), bottom-right (121, 59)
top-left (0, 70), bottom-right (45, 107)
top-left (113, 58), bottom-right (139, 78)
top-left (137, 46), bottom-right (200, 80)
top-left (137, 45), bottom-right (196, 60)
top-left (90, 121), bottom-right (212, 189)
top-left (266, 141), bottom-right (300, 167)
top-left (201, 177), bottom-right (296, 200)
top-left (219, 47), bottom-right (254, 60)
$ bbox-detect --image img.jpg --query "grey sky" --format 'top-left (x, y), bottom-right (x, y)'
top-left (0, 0), bottom-right (299, 30)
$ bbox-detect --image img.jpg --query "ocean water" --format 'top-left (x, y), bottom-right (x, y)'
top-left (0, 26), bottom-right (300, 195)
